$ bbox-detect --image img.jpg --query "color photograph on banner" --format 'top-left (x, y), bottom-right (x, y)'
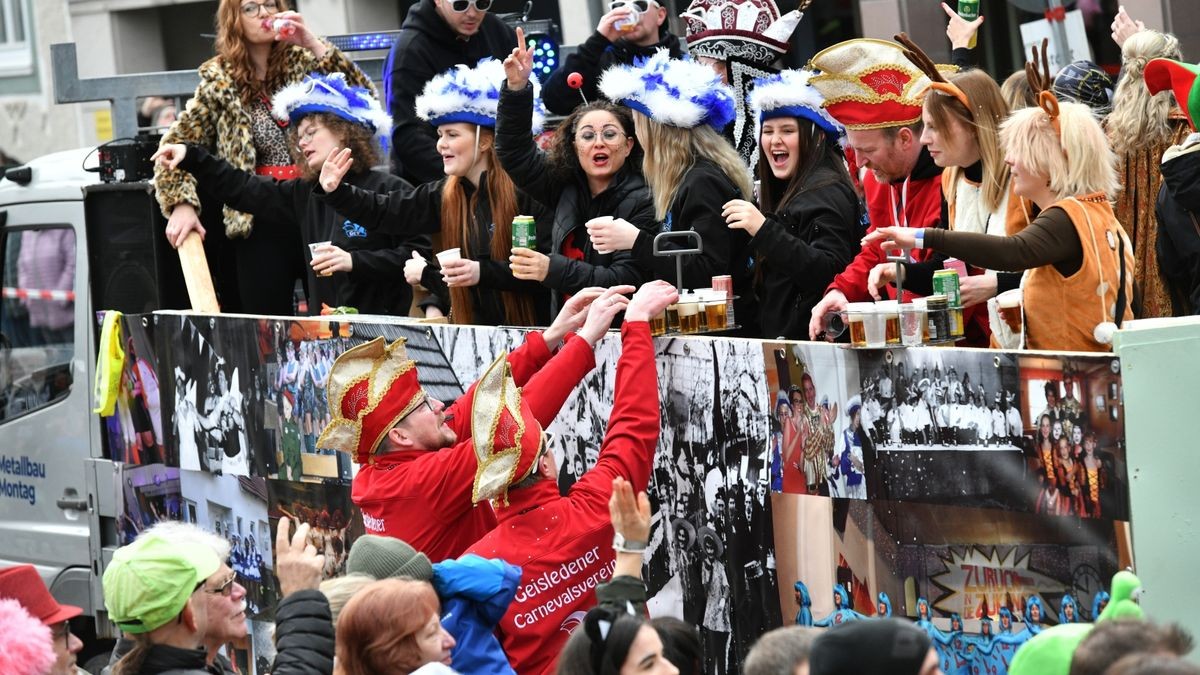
top-left (163, 315), bottom-right (267, 477)
top-left (267, 478), bottom-right (364, 580)
top-left (179, 470), bottom-right (276, 620)
top-left (853, 349), bottom-right (1026, 511)
top-left (118, 463), bottom-right (181, 545)
top-left (761, 342), bottom-right (860, 498)
top-left (1018, 354), bottom-right (1129, 520)
top-left (102, 316), bottom-right (165, 465)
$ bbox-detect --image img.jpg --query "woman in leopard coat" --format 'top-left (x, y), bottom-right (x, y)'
top-left (155, 0), bottom-right (373, 314)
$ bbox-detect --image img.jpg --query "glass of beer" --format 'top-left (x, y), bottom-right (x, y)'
top-left (665, 302), bottom-right (680, 333)
top-left (845, 303), bottom-right (872, 347)
top-left (997, 289), bottom-right (1023, 334)
top-left (650, 311), bottom-right (667, 336)
top-left (878, 300), bottom-right (901, 345)
top-left (677, 295), bottom-right (701, 334)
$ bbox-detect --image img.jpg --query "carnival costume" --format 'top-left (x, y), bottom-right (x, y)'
top-left (679, 0), bottom-right (804, 166)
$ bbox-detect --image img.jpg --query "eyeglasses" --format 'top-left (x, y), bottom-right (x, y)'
top-left (204, 572), bottom-right (238, 597)
top-left (448, 0), bottom-right (493, 12)
top-left (609, 0), bottom-right (655, 12)
top-left (50, 621), bottom-right (72, 648)
top-left (241, 1), bottom-right (279, 17)
top-left (576, 128), bottom-right (626, 145)
top-left (297, 124), bottom-right (322, 144)
top-left (398, 398), bottom-right (435, 424)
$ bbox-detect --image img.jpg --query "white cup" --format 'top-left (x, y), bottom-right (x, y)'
top-left (436, 248), bottom-right (462, 266)
top-left (309, 241), bottom-right (333, 276)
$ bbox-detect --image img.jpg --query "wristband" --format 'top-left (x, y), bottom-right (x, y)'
top-left (613, 533), bottom-right (647, 553)
top-left (914, 228), bottom-right (926, 250)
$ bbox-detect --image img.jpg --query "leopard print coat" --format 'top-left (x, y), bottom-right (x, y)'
top-left (155, 42), bottom-right (374, 238)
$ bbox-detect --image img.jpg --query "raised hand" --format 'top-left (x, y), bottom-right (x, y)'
top-left (1110, 6), bottom-right (1145, 48)
top-left (151, 143), bottom-right (188, 170)
top-left (275, 516), bottom-right (325, 597)
top-left (503, 26), bottom-right (535, 91)
top-left (609, 476), bottom-right (651, 547)
top-left (941, 2), bottom-right (983, 50)
top-left (578, 285), bottom-right (635, 345)
top-left (544, 287), bottom-right (606, 345)
top-left (597, 5), bottom-right (635, 42)
top-left (319, 147), bottom-right (353, 193)
top-left (625, 279), bottom-right (678, 323)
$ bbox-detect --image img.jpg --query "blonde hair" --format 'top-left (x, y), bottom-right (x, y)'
top-left (320, 574), bottom-right (376, 628)
top-left (1000, 70), bottom-right (1037, 112)
top-left (925, 69), bottom-right (1011, 213)
top-left (1001, 101), bottom-right (1120, 200)
top-left (633, 111), bottom-right (754, 221)
top-left (1106, 30), bottom-right (1183, 157)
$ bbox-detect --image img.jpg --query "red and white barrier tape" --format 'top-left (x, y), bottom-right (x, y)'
top-left (2, 287), bottom-right (76, 302)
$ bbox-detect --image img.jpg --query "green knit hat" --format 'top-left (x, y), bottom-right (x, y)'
top-left (102, 533), bottom-right (221, 634)
top-left (346, 535), bottom-right (433, 581)
top-left (1007, 623), bottom-right (1094, 675)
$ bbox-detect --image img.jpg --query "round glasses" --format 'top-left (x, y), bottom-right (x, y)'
top-left (576, 128), bottom-right (626, 145)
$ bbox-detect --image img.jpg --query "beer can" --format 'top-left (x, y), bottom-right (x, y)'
top-left (932, 269), bottom-right (961, 307)
top-left (512, 215), bottom-right (537, 251)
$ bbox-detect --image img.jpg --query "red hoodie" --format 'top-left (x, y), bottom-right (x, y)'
top-left (466, 322), bottom-right (659, 675)
top-left (828, 152), bottom-right (944, 302)
top-left (351, 331), bottom-right (596, 563)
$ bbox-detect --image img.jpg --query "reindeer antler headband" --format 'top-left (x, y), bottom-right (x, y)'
top-left (1025, 38), bottom-right (1063, 139)
top-left (895, 32), bottom-right (969, 111)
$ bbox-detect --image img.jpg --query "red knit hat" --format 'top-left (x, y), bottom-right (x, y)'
top-left (809, 38), bottom-right (956, 130)
top-left (0, 564), bottom-right (83, 625)
top-left (1144, 58), bottom-right (1200, 131)
top-left (470, 353), bottom-right (547, 506)
top-left (317, 338), bottom-right (427, 464)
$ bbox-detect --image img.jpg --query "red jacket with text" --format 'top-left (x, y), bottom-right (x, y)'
top-left (828, 150), bottom-right (944, 302)
top-left (351, 332), bottom-right (596, 563)
top-left (465, 322), bottom-right (659, 675)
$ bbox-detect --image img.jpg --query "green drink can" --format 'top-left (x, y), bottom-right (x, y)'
top-left (957, 0), bottom-right (980, 48)
top-left (512, 215), bottom-right (537, 251)
top-left (932, 269), bottom-right (962, 307)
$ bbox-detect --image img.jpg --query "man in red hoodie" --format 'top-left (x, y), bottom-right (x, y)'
top-left (806, 38), bottom-right (946, 340)
top-left (317, 287), bottom-right (628, 563)
top-left (464, 280), bottom-right (678, 675)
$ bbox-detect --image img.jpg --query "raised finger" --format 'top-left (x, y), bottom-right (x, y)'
top-left (940, 2), bottom-right (957, 19)
top-left (276, 516), bottom-right (290, 552)
top-left (291, 521), bottom-right (311, 551)
top-left (515, 26), bottom-right (526, 55)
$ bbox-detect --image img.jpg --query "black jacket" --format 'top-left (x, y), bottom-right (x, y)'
top-left (386, 0), bottom-right (516, 184)
top-left (629, 158), bottom-right (758, 332)
top-left (103, 640), bottom-right (232, 675)
top-left (1156, 136), bottom-right (1200, 315)
top-left (752, 165), bottom-right (860, 339)
top-left (270, 590), bottom-right (335, 675)
top-left (178, 145), bottom-right (431, 316)
top-left (542, 27), bottom-right (684, 116)
top-left (317, 174), bottom-right (551, 326)
top-left (115, 644), bottom-right (219, 675)
top-left (496, 83), bottom-right (655, 314)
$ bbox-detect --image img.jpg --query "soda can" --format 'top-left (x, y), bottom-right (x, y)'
top-left (512, 215), bottom-right (536, 251)
top-left (932, 269), bottom-right (961, 307)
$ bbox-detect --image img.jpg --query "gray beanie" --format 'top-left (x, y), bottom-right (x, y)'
top-left (346, 535), bottom-right (434, 581)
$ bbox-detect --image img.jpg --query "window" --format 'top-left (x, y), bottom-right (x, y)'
top-left (0, 226), bottom-right (76, 421)
top-left (0, 0), bottom-right (32, 77)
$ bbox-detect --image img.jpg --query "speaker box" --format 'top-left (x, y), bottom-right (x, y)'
top-left (84, 183), bottom-right (190, 314)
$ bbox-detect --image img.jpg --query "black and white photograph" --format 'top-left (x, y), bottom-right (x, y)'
top-left (251, 620), bottom-right (277, 675)
top-left (179, 470), bottom-right (275, 620)
top-left (267, 478), bottom-right (364, 581)
top-left (164, 315), bottom-right (264, 477)
top-left (118, 463), bottom-right (181, 545)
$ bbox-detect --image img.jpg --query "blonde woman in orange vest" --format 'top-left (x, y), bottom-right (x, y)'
top-left (864, 90), bottom-right (1133, 352)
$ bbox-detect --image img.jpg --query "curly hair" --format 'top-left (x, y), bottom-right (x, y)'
top-left (286, 113), bottom-right (380, 182)
top-left (1106, 30), bottom-right (1183, 157)
top-left (546, 101), bottom-right (643, 185)
top-left (215, 0), bottom-right (297, 105)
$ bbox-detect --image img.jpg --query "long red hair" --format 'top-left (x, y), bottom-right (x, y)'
top-left (214, 0), bottom-right (296, 104)
top-left (335, 579), bottom-right (441, 675)
top-left (439, 127), bottom-right (537, 325)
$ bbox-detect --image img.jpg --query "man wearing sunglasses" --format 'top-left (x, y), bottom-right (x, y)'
top-left (541, 0), bottom-right (682, 116)
top-left (386, 0), bottom-right (517, 185)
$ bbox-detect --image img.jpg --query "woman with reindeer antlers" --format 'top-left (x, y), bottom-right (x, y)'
top-left (865, 33), bottom-right (1034, 347)
top-left (864, 44), bottom-right (1134, 352)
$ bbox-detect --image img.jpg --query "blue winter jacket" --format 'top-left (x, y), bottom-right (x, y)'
top-left (434, 554), bottom-right (522, 675)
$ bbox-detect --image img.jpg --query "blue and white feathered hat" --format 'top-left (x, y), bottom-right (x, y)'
top-left (749, 68), bottom-right (844, 144)
top-left (598, 49), bottom-right (736, 130)
top-left (272, 73), bottom-right (392, 145)
top-left (415, 58), bottom-right (546, 134)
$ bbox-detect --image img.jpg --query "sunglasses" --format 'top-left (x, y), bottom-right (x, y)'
top-left (609, 0), bottom-right (654, 12)
top-left (448, 0), bottom-right (493, 12)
